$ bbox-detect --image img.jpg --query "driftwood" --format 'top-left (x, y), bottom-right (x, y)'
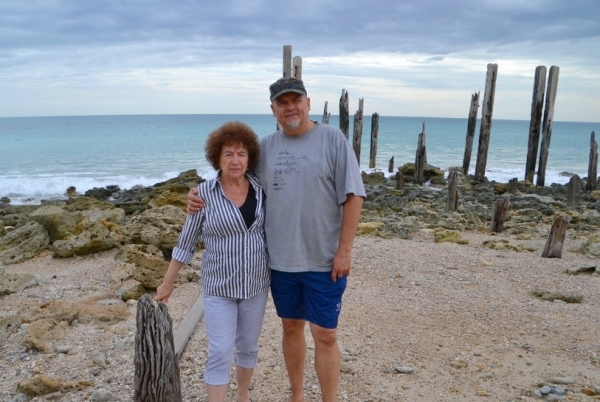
top-left (541, 215), bottom-right (570, 258)
top-left (352, 98), bottom-right (364, 164)
top-left (293, 56), bottom-right (302, 79)
top-left (447, 171), bottom-right (459, 212)
top-left (339, 89), bottom-right (350, 139)
top-left (134, 295), bottom-right (181, 402)
top-left (525, 66), bottom-right (547, 182)
top-left (282, 45), bottom-right (292, 78)
top-left (462, 92), bottom-right (479, 175)
top-left (369, 113), bottom-right (379, 169)
top-left (173, 294), bottom-right (205, 358)
top-left (474, 63), bottom-right (498, 181)
top-left (566, 175), bottom-right (581, 209)
top-left (587, 131), bottom-right (598, 191)
top-left (388, 156), bottom-right (394, 174)
top-left (490, 197), bottom-right (510, 233)
top-left (396, 171), bottom-right (404, 190)
top-left (537, 65), bottom-right (560, 187)
top-left (322, 101), bottom-right (331, 124)
top-left (414, 129), bottom-right (426, 185)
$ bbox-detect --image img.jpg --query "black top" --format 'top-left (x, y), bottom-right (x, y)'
top-left (238, 183), bottom-right (257, 229)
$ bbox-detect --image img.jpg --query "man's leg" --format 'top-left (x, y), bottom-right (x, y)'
top-left (309, 323), bottom-right (340, 402)
top-left (282, 318), bottom-right (307, 402)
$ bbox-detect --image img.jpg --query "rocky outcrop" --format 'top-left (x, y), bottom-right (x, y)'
top-left (16, 375), bottom-right (94, 397)
top-left (0, 270), bottom-right (39, 295)
top-left (29, 205), bottom-right (83, 242)
top-left (23, 318), bottom-right (69, 353)
top-left (0, 312), bottom-right (21, 347)
top-left (51, 218), bottom-right (124, 257)
top-left (121, 205), bottom-right (187, 250)
top-left (0, 221), bottom-right (50, 265)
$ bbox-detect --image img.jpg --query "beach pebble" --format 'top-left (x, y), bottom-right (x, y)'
top-left (7, 394), bottom-right (28, 402)
top-left (545, 377), bottom-right (575, 385)
top-left (394, 366), bottom-right (414, 374)
top-left (540, 385), bottom-right (551, 394)
top-left (91, 388), bottom-right (115, 402)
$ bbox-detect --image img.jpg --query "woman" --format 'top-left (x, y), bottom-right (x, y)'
top-left (155, 121), bottom-right (269, 402)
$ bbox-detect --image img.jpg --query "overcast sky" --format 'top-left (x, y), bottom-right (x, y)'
top-left (1, 0), bottom-right (599, 121)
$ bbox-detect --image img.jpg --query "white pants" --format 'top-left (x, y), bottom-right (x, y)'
top-left (202, 291), bottom-right (268, 385)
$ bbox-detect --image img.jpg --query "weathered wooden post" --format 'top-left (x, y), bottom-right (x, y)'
top-left (339, 89), bottom-right (350, 139)
top-left (388, 156), bottom-right (394, 173)
top-left (293, 56), bottom-right (302, 79)
top-left (587, 131), bottom-right (598, 191)
top-left (322, 101), bottom-right (331, 124)
top-left (508, 177), bottom-right (518, 194)
top-left (134, 295), bottom-right (181, 402)
top-left (567, 174), bottom-right (581, 209)
top-left (369, 113), bottom-right (379, 169)
top-left (536, 65), bottom-right (560, 187)
top-left (490, 196), bottom-right (510, 233)
top-left (462, 92), bottom-right (480, 175)
top-left (524, 66), bottom-right (547, 182)
top-left (474, 63), bottom-right (499, 181)
top-left (282, 45), bottom-right (292, 78)
top-left (414, 129), bottom-right (426, 185)
top-left (447, 171), bottom-right (459, 212)
top-left (541, 215), bottom-right (570, 258)
top-left (352, 98), bottom-right (364, 164)
top-left (395, 171), bottom-right (404, 190)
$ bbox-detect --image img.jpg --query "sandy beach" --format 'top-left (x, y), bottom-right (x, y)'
top-left (2, 228), bottom-right (599, 402)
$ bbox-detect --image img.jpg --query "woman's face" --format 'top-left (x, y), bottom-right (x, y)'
top-left (219, 143), bottom-right (248, 180)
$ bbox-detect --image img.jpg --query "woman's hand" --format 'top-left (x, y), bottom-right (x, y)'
top-left (154, 280), bottom-right (174, 304)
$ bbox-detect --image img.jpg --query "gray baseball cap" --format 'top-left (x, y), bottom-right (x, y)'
top-left (269, 77), bottom-right (307, 101)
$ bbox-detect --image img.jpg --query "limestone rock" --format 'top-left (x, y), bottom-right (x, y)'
top-left (399, 163), bottom-right (445, 184)
top-left (16, 375), bottom-right (94, 397)
top-left (434, 229), bottom-right (468, 244)
top-left (51, 218), bottom-right (123, 257)
top-left (127, 249), bottom-right (170, 289)
top-left (121, 283), bottom-right (148, 301)
top-left (0, 312), bottom-right (21, 347)
top-left (1, 213), bottom-right (30, 229)
top-left (23, 318), bottom-right (69, 353)
top-left (114, 244), bottom-right (163, 262)
top-left (147, 190), bottom-right (188, 211)
top-left (82, 207), bottom-right (125, 224)
top-left (0, 221), bottom-right (50, 265)
top-left (121, 205), bottom-right (187, 249)
top-left (64, 196), bottom-right (116, 212)
top-left (29, 205), bottom-right (83, 242)
top-left (361, 171), bottom-right (386, 185)
top-left (357, 222), bottom-right (385, 235)
top-left (0, 271), bottom-right (39, 295)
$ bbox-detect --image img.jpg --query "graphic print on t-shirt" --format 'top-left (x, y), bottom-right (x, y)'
top-left (273, 149), bottom-right (307, 191)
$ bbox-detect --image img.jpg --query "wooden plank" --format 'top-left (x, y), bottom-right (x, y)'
top-left (475, 63), bottom-right (498, 181)
top-left (525, 66), bottom-right (547, 182)
top-left (173, 293), bottom-right (205, 358)
top-left (537, 65), bottom-right (560, 187)
top-left (462, 92), bottom-right (479, 175)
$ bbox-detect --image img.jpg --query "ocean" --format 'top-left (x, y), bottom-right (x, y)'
top-left (0, 114), bottom-right (598, 205)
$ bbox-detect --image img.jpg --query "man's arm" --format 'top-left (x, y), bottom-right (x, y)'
top-left (331, 193), bottom-right (363, 282)
top-left (187, 187), bottom-right (204, 214)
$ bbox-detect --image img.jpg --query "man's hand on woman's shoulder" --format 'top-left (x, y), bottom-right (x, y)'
top-left (187, 187), bottom-right (204, 214)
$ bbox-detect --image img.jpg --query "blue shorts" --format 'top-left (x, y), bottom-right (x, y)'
top-left (270, 270), bottom-right (347, 329)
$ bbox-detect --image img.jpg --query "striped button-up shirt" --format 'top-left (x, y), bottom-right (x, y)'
top-left (172, 174), bottom-right (269, 299)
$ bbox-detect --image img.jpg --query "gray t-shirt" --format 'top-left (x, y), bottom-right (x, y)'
top-left (255, 122), bottom-right (366, 273)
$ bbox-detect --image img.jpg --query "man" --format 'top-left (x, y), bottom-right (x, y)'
top-left (188, 77), bottom-right (365, 402)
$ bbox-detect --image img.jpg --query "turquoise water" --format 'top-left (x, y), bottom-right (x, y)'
top-left (0, 114), bottom-right (598, 204)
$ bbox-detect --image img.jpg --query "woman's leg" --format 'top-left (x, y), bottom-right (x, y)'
top-left (234, 291), bottom-right (268, 401)
top-left (203, 294), bottom-right (238, 402)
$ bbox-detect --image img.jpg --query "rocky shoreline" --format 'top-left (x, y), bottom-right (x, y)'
top-left (1, 166), bottom-right (600, 401)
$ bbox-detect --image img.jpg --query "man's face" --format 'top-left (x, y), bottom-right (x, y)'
top-left (270, 92), bottom-right (311, 132)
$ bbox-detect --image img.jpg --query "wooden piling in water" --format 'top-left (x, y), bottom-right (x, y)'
top-left (587, 131), bottom-right (598, 191)
top-left (508, 177), bottom-right (518, 194)
top-left (447, 171), bottom-right (459, 212)
top-left (536, 65), bottom-right (560, 187)
top-left (293, 56), bottom-right (302, 79)
top-left (283, 45), bottom-right (292, 78)
top-left (541, 215), bottom-right (569, 258)
top-left (525, 66), bottom-right (547, 182)
top-left (134, 295), bottom-right (181, 402)
top-left (369, 113), bottom-right (379, 169)
top-left (388, 156), bottom-right (394, 173)
top-left (462, 92), bottom-right (480, 175)
top-left (415, 129), bottom-right (426, 185)
top-left (353, 98), bottom-right (364, 164)
top-left (396, 171), bottom-right (404, 190)
top-left (474, 63), bottom-right (498, 181)
top-left (339, 89), bottom-right (350, 139)
top-left (567, 175), bottom-right (581, 209)
top-left (322, 101), bottom-right (331, 124)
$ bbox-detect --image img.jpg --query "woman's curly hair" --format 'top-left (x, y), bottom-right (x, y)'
top-left (205, 121), bottom-right (260, 171)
